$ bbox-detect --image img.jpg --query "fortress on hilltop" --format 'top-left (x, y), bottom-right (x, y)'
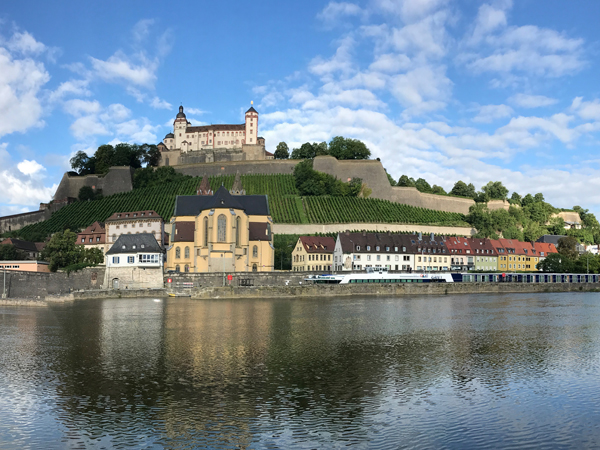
top-left (156, 104), bottom-right (273, 167)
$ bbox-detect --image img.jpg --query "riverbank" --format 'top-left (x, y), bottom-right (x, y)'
top-left (3, 282), bottom-right (599, 306)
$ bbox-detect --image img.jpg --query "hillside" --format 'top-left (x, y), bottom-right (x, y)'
top-left (11, 174), bottom-right (468, 241)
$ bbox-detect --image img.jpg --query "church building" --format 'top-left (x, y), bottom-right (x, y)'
top-left (157, 104), bottom-right (273, 166)
top-left (166, 186), bottom-right (274, 273)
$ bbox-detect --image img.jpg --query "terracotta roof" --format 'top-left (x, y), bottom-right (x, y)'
top-left (445, 236), bottom-right (473, 254)
top-left (249, 222), bottom-right (271, 241)
top-left (186, 124), bottom-right (245, 133)
top-left (173, 221), bottom-right (195, 242)
top-left (77, 221), bottom-right (106, 244)
top-left (467, 237), bottom-right (496, 255)
top-left (298, 236), bottom-right (335, 253)
top-left (534, 242), bottom-right (558, 255)
top-left (105, 210), bottom-right (162, 222)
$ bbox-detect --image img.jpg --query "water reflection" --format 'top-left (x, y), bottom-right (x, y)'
top-left (0, 294), bottom-right (599, 448)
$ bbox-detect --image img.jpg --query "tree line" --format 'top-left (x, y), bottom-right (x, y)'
top-left (274, 136), bottom-right (371, 160)
top-left (70, 143), bottom-right (160, 176)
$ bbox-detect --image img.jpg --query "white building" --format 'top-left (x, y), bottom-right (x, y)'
top-left (105, 233), bottom-right (164, 289)
top-left (333, 232), bottom-right (417, 272)
top-left (104, 210), bottom-right (164, 253)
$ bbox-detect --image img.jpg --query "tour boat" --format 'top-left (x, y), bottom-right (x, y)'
top-left (305, 268), bottom-right (455, 284)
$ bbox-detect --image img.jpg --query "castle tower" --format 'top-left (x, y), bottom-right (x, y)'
top-left (230, 171), bottom-right (245, 195)
top-left (173, 105), bottom-right (188, 149)
top-left (244, 102), bottom-right (258, 145)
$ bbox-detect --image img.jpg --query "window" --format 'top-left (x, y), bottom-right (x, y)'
top-left (376, 255), bottom-right (381, 261)
top-left (376, 246), bottom-right (380, 251)
top-left (356, 245), bottom-right (360, 251)
top-left (128, 256), bottom-right (134, 264)
top-left (253, 245), bottom-right (258, 258)
top-left (112, 257), bottom-right (120, 264)
top-left (236, 216), bottom-right (241, 247)
top-left (112, 234), bottom-right (116, 242)
top-left (176, 247), bottom-right (181, 259)
top-left (139, 254), bottom-right (159, 264)
top-left (204, 217), bottom-right (209, 246)
top-left (252, 263), bottom-right (257, 272)
top-left (366, 246), bottom-right (371, 251)
top-left (184, 247), bottom-right (190, 258)
top-left (217, 214), bottom-right (227, 242)
top-left (367, 255), bottom-right (371, 261)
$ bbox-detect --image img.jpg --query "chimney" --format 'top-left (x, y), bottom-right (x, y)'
top-left (430, 232), bottom-right (435, 241)
top-left (418, 232), bottom-right (422, 241)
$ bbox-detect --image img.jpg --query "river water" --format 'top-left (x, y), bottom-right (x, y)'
top-left (1, 293), bottom-right (600, 449)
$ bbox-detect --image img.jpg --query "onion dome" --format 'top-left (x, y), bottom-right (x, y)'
top-left (176, 105), bottom-right (186, 119)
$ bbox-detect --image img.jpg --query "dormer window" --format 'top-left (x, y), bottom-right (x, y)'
top-left (386, 246), bottom-right (390, 251)
top-left (366, 245), bottom-right (371, 251)
top-left (122, 245), bottom-right (126, 249)
top-left (356, 245), bottom-right (360, 251)
top-left (376, 246), bottom-right (380, 251)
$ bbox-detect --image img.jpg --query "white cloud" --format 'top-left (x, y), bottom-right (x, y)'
top-left (47, 79), bottom-right (91, 103)
top-left (0, 46), bottom-right (49, 138)
top-left (372, 0), bottom-right (449, 23)
top-left (17, 159), bottom-right (45, 176)
top-left (309, 36), bottom-right (355, 79)
top-left (318, 2), bottom-right (366, 26)
top-left (473, 104), bottom-right (513, 123)
top-left (63, 99), bottom-right (102, 116)
top-left (369, 53), bottom-right (411, 72)
top-left (0, 170), bottom-right (56, 207)
top-left (570, 97), bottom-right (600, 121)
top-left (509, 94), bottom-right (558, 109)
top-left (185, 107), bottom-right (207, 115)
top-left (150, 97), bottom-right (172, 109)
top-left (100, 104), bottom-right (131, 122)
top-left (390, 65), bottom-right (452, 116)
top-left (6, 31), bottom-right (46, 55)
top-left (132, 19), bottom-right (155, 43)
top-left (90, 52), bottom-right (157, 87)
top-left (70, 115), bottom-right (111, 140)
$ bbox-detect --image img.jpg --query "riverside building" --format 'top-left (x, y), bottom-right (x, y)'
top-left (104, 210), bottom-right (164, 253)
top-left (166, 186), bottom-right (274, 273)
top-left (292, 236), bottom-right (335, 272)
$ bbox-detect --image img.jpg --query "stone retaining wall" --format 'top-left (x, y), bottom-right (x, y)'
top-left (273, 223), bottom-right (476, 236)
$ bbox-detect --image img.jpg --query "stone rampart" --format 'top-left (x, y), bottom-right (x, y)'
top-left (53, 166), bottom-right (134, 200)
top-left (273, 223), bottom-right (476, 236)
top-left (174, 159), bottom-right (297, 177)
top-left (0, 267), bottom-right (105, 299)
top-left (0, 209), bottom-right (51, 234)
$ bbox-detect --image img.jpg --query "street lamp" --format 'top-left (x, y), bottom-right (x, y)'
top-left (2, 265), bottom-right (6, 299)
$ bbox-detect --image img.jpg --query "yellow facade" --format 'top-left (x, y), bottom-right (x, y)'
top-left (291, 238), bottom-right (333, 272)
top-left (166, 207), bottom-right (274, 273)
top-left (501, 255), bottom-right (539, 271)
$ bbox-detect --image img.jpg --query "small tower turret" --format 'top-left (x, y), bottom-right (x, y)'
top-left (244, 101), bottom-right (258, 145)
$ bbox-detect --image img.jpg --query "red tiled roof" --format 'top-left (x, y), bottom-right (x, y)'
top-left (105, 210), bottom-right (162, 222)
top-left (299, 236), bottom-right (336, 253)
top-left (186, 124), bottom-right (245, 133)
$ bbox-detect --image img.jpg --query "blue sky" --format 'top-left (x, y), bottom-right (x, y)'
top-left (1, 0), bottom-right (600, 217)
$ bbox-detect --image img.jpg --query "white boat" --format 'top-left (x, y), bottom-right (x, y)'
top-left (305, 268), bottom-right (454, 284)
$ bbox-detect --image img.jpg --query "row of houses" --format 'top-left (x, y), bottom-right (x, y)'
top-left (292, 232), bottom-right (559, 273)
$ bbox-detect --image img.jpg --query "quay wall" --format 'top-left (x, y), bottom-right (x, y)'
top-left (0, 267), bottom-right (105, 299)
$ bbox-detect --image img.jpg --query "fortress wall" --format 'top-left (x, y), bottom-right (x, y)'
top-left (0, 209), bottom-right (51, 234)
top-left (273, 223), bottom-right (476, 236)
top-left (174, 159), bottom-right (298, 177)
top-left (53, 166), bottom-right (134, 201)
top-left (488, 200), bottom-right (511, 211)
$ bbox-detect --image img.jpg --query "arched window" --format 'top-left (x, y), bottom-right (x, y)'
top-left (184, 246), bottom-right (190, 258)
top-left (236, 216), bottom-right (241, 247)
top-left (175, 265), bottom-right (180, 272)
top-left (217, 214), bottom-right (227, 242)
top-left (175, 247), bottom-right (181, 259)
top-left (112, 234), bottom-right (116, 242)
top-left (165, 157), bottom-right (169, 166)
top-left (252, 263), bottom-right (257, 272)
top-left (253, 245), bottom-right (258, 258)
top-left (204, 217), bottom-right (209, 246)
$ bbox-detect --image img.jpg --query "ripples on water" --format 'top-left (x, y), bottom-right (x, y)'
top-left (0, 293), bottom-right (600, 449)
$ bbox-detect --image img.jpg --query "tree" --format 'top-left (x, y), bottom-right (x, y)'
top-left (385, 170), bottom-right (397, 186)
top-left (328, 136), bottom-right (370, 160)
top-left (557, 236), bottom-right (579, 260)
top-left (291, 142), bottom-right (316, 159)
top-left (523, 221), bottom-right (546, 243)
top-left (70, 151), bottom-right (96, 175)
top-left (78, 186), bottom-right (97, 201)
top-left (141, 144), bottom-right (160, 167)
top-left (397, 175), bottom-right (416, 187)
top-left (534, 193), bottom-right (545, 203)
top-left (521, 194), bottom-right (534, 207)
top-left (482, 181), bottom-right (509, 200)
top-left (503, 225), bottom-right (524, 241)
top-left (473, 191), bottom-right (490, 203)
top-left (547, 216), bottom-right (566, 235)
top-left (509, 192), bottom-right (522, 206)
top-left (450, 181), bottom-right (476, 198)
top-left (414, 178), bottom-right (432, 193)
top-left (41, 230), bottom-right (83, 272)
top-left (133, 166), bottom-right (191, 189)
top-left (0, 244), bottom-right (23, 261)
top-left (431, 185), bottom-right (446, 195)
top-left (466, 204), bottom-right (495, 237)
top-left (538, 253), bottom-right (572, 273)
top-left (94, 144), bottom-right (116, 174)
top-left (314, 141), bottom-right (329, 156)
top-left (274, 142), bottom-right (289, 159)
